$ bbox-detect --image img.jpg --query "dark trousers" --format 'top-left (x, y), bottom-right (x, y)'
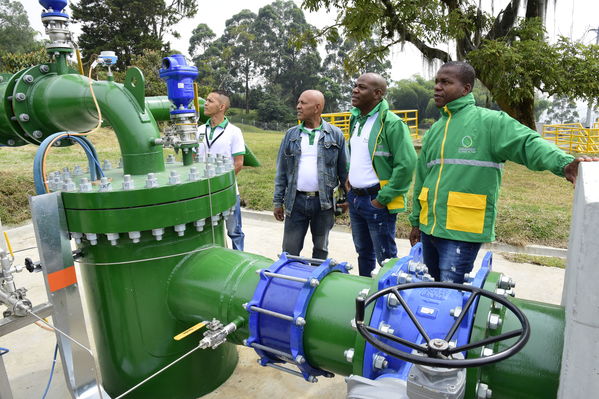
top-left (282, 192), bottom-right (334, 260)
top-left (348, 189), bottom-right (397, 277)
top-left (225, 195), bottom-right (244, 251)
top-left (420, 232), bottom-right (482, 284)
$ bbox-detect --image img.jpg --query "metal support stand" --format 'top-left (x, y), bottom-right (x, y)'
top-left (31, 192), bottom-right (109, 399)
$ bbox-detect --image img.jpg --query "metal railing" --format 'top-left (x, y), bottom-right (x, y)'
top-left (542, 123), bottom-right (599, 154)
top-left (322, 110), bottom-right (419, 140)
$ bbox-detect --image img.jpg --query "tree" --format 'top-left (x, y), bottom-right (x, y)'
top-left (0, 48), bottom-right (47, 73)
top-left (253, 1), bottom-right (322, 107)
top-left (319, 36), bottom-right (391, 112)
top-left (301, 0), bottom-right (599, 129)
top-left (193, 10), bottom-right (259, 113)
top-left (544, 97), bottom-right (580, 124)
top-left (71, 0), bottom-right (197, 68)
top-left (188, 23), bottom-right (216, 59)
top-left (0, 0), bottom-right (42, 53)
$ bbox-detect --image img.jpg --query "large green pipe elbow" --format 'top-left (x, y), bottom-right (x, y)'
top-left (29, 72), bottom-right (164, 175)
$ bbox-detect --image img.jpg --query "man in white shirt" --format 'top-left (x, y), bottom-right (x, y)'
top-left (197, 90), bottom-right (246, 250)
top-left (273, 90), bottom-right (348, 259)
top-left (346, 73), bottom-right (417, 276)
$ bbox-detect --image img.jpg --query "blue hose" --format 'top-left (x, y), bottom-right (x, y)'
top-left (33, 133), bottom-right (104, 194)
top-left (41, 343), bottom-right (59, 399)
top-left (0, 347), bottom-right (8, 356)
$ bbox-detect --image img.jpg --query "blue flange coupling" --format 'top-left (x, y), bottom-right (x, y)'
top-left (361, 244), bottom-right (494, 380)
top-left (159, 54), bottom-right (198, 115)
top-left (245, 253), bottom-right (349, 382)
top-left (39, 0), bottom-right (68, 17)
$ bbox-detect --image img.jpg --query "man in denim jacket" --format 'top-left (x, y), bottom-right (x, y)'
top-left (273, 90), bottom-right (348, 260)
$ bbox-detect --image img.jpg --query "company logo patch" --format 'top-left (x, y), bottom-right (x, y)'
top-left (459, 135), bottom-right (476, 153)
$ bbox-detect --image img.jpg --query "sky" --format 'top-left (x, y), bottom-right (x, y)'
top-left (19, 0), bottom-right (599, 82)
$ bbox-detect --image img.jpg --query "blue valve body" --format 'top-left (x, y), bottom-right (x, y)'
top-left (159, 54), bottom-right (198, 114)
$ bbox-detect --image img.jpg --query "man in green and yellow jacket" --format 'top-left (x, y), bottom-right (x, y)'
top-left (347, 73), bottom-right (417, 277)
top-left (409, 61), bottom-right (598, 284)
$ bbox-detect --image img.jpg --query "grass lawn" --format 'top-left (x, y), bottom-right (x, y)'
top-left (0, 124), bottom-right (575, 248)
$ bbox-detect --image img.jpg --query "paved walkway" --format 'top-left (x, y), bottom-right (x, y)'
top-left (0, 214), bottom-right (565, 398)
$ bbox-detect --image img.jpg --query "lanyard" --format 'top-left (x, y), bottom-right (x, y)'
top-left (206, 124), bottom-right (227, 150)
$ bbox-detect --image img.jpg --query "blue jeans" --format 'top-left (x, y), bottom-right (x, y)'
top-left (420, 232), bottom-right (482, 284)
top-left (225, 195), bottom-right (244, 251)
top-left (282, 192), bottom-right (334, 259)
top-left (348, 189), bottom-right (397, 277)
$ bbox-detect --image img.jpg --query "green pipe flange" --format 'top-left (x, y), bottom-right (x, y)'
top-left (62, 164), bottom-right (236, 234)
top-left (0, 70), bottom-right (28, 146)
top-left (61, 166), bottom-right (235, 209)
top-left (65, 184), bottom-right (236, 233)
top-left (10, 63), bottom-right (77, 146)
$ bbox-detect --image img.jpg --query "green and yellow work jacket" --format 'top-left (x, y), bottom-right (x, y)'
top-left (349, 100), bottom-right (417, 213)
top-left (409, 93), bottom-right (574, 243)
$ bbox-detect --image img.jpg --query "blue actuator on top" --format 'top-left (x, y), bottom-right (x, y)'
top-left (39, 0), bottom-right (68, 12)
top-left (159, 54), bottom-right (198, 114)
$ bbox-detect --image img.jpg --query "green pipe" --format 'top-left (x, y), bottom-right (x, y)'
top-left (145, 96), bottom-right (172, 121)
top-left (56, 54), bottom-right (68, 75)
top-left (167, 248), bottom-right (371, 376)
top-left (466, 272), bottom-right (565, 399)
top-left (167, 247), bottom-right (269, 342)
top-left (29, 73), bottom-right (164, 175)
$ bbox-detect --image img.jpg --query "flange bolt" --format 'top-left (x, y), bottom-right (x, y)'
top-left (122, 174), bottom-right (135, 190)
top-left (23, 74), bottom-right (34, 84)
top-left (84, 233), bottom-right (98, 246)
top-left (344, 348), bottom-right (355, 363)
top-left (128, 231), bottom-right (141, 243)
top-left (19, 113), bottom-right (30, 122)
top-left (106, 233), bottom-right (119, 246)
top-left (152, 228), bottom-right (165, 241)
top-left (174, 224), bottom-right (186, 236)
top-left (476, 382), bottom-right (493, 399)
top-left (373, 354), bottom-right (388, 370)
top-left (15, 93), bottom-right (26, 102)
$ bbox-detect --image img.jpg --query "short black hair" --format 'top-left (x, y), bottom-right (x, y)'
top-left (441, 61), bottom-right (476, 88)
top-left (210, 89), bottom-right (230, 99)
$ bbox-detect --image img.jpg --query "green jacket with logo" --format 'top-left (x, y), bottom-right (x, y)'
top-left (409, 93), bottom-right (574, 242)
top-left (349, 99), bottom-right (417, 213)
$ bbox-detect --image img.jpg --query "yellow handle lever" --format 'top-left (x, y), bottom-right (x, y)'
top-left (174, 321), bottom-right (208, 341)
top-left (3, 231), bottom-right (14, 257)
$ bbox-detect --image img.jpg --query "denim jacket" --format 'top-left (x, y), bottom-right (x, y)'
top-left (273, 120), bottom-right (348, 215)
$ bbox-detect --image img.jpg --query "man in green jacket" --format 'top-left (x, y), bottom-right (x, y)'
top-left (347, 73), bottom-right (417, 277)
top-left (409, 61), bottom-right (598, 284)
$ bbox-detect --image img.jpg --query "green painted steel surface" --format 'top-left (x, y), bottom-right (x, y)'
top-left (62, 166), bottom-right (235, 234)
top-left (68, 160), bottom-right (239, 397)
top-left (30, 70), bottom-right (164, 175)
top-left (0, 70), bottom-right (29, 146)
top-left (304, 272), bottom-right (371, 375)
top-left (465, 272), bottom-right (565, 399)
top-left (167, 247), bottom-right (271, 343)
top-left (1, 63), bottom-right (164, 174)
top-left (78, 227), bottom-right (238, 399)
top-left (145, 96), bottom-right (172, 121)
top-left (168, 248), bottom-right (372, 376)
top-left (61, 167), bottom-right (234, 209)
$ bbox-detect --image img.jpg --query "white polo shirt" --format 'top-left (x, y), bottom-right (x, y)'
top-left (349, 113), bottom-right (379, 188)
top-left (196, 118), bottom-right (245, 159)
top-left (296, 128), bottom-right (321, 192)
